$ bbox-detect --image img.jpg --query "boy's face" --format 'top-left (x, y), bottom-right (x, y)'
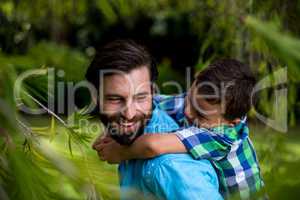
top-left (184, 83), bottom-right (227, 127)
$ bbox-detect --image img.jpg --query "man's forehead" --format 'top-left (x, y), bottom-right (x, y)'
top-left (100, 67), bottom-right (151, 95)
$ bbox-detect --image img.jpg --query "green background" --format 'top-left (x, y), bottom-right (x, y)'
top-left (1, 0), bottom-right (300, 199)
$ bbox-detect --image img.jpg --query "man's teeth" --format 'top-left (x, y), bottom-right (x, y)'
top-left (120, 122), bottom-right (135, 126)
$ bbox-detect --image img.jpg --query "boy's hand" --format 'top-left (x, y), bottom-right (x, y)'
top-left (92, 134), bottom-right (106, 150)
top-left (93, 135), bottom-right (128, 164)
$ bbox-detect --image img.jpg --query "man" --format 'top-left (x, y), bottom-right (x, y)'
top-left (96, 59), bottom-right (265, 199)
top-left (86, 40), bottom-right (222, 200)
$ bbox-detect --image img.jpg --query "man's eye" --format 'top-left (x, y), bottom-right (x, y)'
top-left (135, 95), bottom-right (148, 101)
top-left (107, 98), bottom-right (122, 103)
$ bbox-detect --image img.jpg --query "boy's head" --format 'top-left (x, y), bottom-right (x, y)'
top-left (185, 58), bottom-right (256, 127)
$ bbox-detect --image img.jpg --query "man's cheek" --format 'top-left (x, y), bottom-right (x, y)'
top-left (136, 100), bottom-right (152, 114)
top-left (103, 102), bottom-right (123, 114)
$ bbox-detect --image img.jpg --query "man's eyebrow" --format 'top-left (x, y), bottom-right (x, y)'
top-left (104, 92), bottom-right (150, 98)
top-left (134, 92), bottom-right (150, 96)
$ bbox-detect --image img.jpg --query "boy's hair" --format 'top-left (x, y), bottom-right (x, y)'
top-left (85, 39), bottom-right (158, 89)
top-left (194, 58), bottom-right (257, 120)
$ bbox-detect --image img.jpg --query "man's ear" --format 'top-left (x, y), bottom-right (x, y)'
top-left (151, 82), bottom-right (158, 95)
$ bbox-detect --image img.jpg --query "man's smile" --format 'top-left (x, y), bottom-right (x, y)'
top-left (119, 121), bottom-right (140, 133)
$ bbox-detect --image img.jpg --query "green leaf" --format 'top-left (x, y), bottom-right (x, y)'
top-left (50, 116), bottom-right (56, 141)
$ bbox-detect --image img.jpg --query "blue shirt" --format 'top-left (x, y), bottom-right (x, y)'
top-left (118, 105), bottom-right (223, 200)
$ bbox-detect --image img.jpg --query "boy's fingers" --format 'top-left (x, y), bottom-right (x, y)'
top-left (92, 131), bottom-right (110, 149)
top-left (97, 151), bottom-right (106, 161)
top-left (94, 139), bottom-right (113, 151)
top-left (94, 140), bottom-right (107, 150)
top-left (92, 135), bottom-right (102, 149)
top-left (94, 143), bottom-right (104, 151)
top-left (92, 141), bottom-right (98, 150)
top-left (92, 140), bottom-right (102, 150)
top-left (93, 144), bottom-right (101, 151)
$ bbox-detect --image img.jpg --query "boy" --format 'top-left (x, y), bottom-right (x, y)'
top-left (96, 59), bottom-right (264, 199)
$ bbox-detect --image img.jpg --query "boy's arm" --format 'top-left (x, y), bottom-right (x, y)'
top-left (92, 134), bottom-right (186, 163)
top-left (128, 134), bottom-right (186, 158)
top-left (95, 126), bottom-right (234, 163)
top-left (130, 126), bottom-right (234, 161)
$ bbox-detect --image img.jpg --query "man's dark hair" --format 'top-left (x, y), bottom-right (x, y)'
top-left (85, 39), bottom-right (158, 89)
top-left (194, 58), bottom-right (257, 120)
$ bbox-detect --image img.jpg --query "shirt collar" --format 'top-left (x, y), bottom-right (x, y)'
top-left (209, 122), bottom-right (249, 140)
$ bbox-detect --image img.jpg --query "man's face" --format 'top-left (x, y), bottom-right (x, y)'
top-left (99, 66), bottom-right (153, 145)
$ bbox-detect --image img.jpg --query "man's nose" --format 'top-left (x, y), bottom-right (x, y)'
top-left (122, 101), bottom-right (137, 120)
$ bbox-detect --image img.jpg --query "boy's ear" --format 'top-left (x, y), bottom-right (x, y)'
top-left (228, 118), bottom-right (241, 127)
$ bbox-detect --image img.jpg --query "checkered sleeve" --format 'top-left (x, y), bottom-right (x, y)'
top-left (175, 126), bottom-right (234, 161)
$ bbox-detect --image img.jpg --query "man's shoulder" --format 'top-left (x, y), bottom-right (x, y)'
top-left (141, 154), bottom-right (222, 200)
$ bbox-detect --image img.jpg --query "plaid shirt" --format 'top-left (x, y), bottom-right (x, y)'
top-left (154, 93), bottom-right (265, 199)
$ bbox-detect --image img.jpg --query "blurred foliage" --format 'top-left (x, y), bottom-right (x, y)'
top-left (250, 124), bottom-right (300, 199)
top-left (0, 65), bottom-right (119, 200)
top-left (0, 41), bottom-right (88, 81)
top-left (1, 0), bottom-right (300, 124)
top-left (1, 0), bottom-right (300, 199)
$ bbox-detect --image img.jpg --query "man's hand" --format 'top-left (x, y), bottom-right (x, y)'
top-left (93, 135), bottom-right (128, 164)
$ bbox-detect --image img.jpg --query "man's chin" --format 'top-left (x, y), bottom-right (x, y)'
top-left (110, 128), bottom-right (144, 145)
top-left (99, 112), bottom-right (153, 145)
top-left (110, 134), bottom-right (134, 145)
